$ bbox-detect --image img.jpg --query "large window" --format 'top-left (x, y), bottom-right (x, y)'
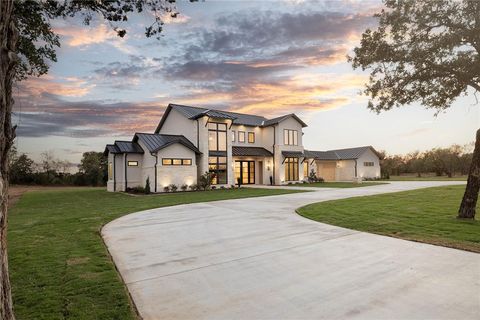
top-left (208, 122), bottom-right (227, 151)
top-left (238, 131), bottom-right (245, 143)
top-left (303, 161), bottom-right (308, 178)
top-left (248, 132), bottom-right (255, 143)
top-left (162, 158), bottom-right (192, 166)
top-left (283, 129), bottom-right (298, 146)
top-left (209, 156), bottom-right (227, 184)
top-left (108, 162), bottom-right (113, 180)
top-left (285, 157), bottom-right (299, 181)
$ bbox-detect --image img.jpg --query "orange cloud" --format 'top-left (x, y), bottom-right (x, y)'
top-left (17, 75), bottom-right (95, 98)
top-left (54, 24), bottom-right (116, 47)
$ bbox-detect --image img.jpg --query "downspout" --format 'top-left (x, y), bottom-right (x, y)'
top-left (124, 154), bottom-right (128, 191)
top-left (196, 119), bottom-right (200, 148)
top-left (152, 152), bottom-right (158, 193)
top-left (354, 159), bottom-right (358, 178)
top-left (272, 126), bottom-right (276, 185)
top-left (113, 154), bottom-right (116, 191)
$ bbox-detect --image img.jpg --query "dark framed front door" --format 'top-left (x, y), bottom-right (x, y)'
top-left (235, 161), bottom-right (255, 184)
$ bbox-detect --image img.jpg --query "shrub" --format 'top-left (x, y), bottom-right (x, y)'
top-left (169, 184), bottom-right (178, 192)
top-left (220, 186), bottom-right (226, 190)
top-left (189, 184), bottom-right (198, 191)
top-left (180, 184), bottom-right (188, 191)
top-left (308, 169), bottom-right (319, 183)
top-left (198, 171), bottom-right (215, 191)
top-left (230, 184), bottom-right (236, 189)
top-left (211, 186), bottom-right (217, 190)
top-left (127, 186), bottom-right (146, 194)
top-left (163, 185), bottom-right (170, 193)
top-left (145, 177), bottom-right (151, 194)
top-left (317, 177), bottom-right (325, 183)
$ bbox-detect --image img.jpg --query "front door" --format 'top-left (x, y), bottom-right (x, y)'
top-left (235, 161), bottom-right (255, 184)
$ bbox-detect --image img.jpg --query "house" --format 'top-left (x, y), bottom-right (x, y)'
top-left (104, 104), bottom-right (381, 192)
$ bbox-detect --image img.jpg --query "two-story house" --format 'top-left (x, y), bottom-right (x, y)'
top-left (104, 104), bottom-right (381, 192)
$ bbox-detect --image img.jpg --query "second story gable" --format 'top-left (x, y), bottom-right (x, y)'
top-left (155, 103), bottom-right (308, 152)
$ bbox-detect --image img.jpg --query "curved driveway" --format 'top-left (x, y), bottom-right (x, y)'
top-left (102, 181), bottom-right (479, 319)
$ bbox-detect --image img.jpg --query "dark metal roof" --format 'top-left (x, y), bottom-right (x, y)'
top-left (282, 151), bottom-right (305, 158)
top-left (232, 146), bottom-right (273, 157)
top-left (134, 133), bottom-right (201, 154)
top-left (114, 141), bottom-right (144, 154)
top-left (305, 146), bottom-right (379, 160)
top-left (105, 144), bottom-right (120, 154)
top-left (156, 104), bottom-right (308, 132)
top-left (262, 114), bottom-right (308, 128)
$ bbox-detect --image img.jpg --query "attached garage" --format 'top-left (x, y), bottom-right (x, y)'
top-left (316, 161), bottom-right (336, 181)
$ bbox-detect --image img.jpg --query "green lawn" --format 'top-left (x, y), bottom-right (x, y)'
top-left (385, 175), bottom-right (468, 181)
top-left (298, 185), bottom-right (480, 253)
top-left (288, 181), bottom-right (389, 188)
top-left (8, 187), bottom-right (305, 320)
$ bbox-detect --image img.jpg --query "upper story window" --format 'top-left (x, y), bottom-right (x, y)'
top-left (283, 129), bottom-right (298, 146)
top-left (208, 122), bottom-right (227, 151)
top-left (232, 130), bottom-right (236, 142)
top-left (364, 161), bottom-right (374, 167)
top-left (238, 131), bottom-right (246, 143)
top-left (248, 132), bottom-right (255, 143)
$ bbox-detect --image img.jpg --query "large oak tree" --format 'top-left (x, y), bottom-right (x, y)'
top-left (1, 1), bottom-right (188, 318)
top-left (350, 0), bottom-right (480, 219)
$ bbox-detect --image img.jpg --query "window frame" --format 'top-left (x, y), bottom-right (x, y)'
top-left (283, 129), bottom-right (298, 146)
top-left (248, 132), bottom-right (255, 143)
top-left (108, 162), bottom-right (113, 180)
top-left (209, 156), bottom-right (228, 184)
top-left (238, 131), bottom-right (246, 143)
top-left (284, 157), bottom-right (299, 181)
top-left (363, 161), bottom-right (374, 167)
top-left (232, 130), bottom-right (236, 142)
top-left (162, 158), bottom-right (193, 166)
top-left (127, 161), bottom-right (138, 167)
top-left (208, 122), bottom-right (228, 152)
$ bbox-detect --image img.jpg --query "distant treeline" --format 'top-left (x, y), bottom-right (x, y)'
top-left (379, 144), bottom-right (473, 179)
top-left (9, 147), bottom-right (107, 186)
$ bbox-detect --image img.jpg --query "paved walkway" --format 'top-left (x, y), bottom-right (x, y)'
top-left (102, 181), bottom-right (479, 320)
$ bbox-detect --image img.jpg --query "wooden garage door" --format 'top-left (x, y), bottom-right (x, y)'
top-left (319, 162), bottom-right (336, 181)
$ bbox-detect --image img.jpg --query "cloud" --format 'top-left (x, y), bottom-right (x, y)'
top-left (54, 24), bottom-right (116, 47)
top-left (15, 75), bottom-right (95, 98)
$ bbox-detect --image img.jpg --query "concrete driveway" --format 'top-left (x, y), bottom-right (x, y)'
top-left (102, 181), bottom-right (479, 319)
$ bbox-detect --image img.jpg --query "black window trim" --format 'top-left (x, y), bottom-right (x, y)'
top-left (283, 129), bottom-right (298, 146)
top-left (238, 131), bottom-right (246, 143)
top-left (127, 160), bottom-right (139, 167)
top-left (162, 158), bottom-right (193, 166)
top-left (248, 132), bottom-right (255, 143)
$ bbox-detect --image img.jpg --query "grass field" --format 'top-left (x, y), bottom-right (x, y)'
top-left (298, 185), bottom-right (479, 253)
top-left (288, 182), bottom-right (389, 188)
top-left (8, 187), bottom-right (305, 320)
top-left (385, 175), bottom-right (468, 181)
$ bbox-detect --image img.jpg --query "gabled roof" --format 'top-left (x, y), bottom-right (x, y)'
top-left (262, 114), bottom-right (308, 128)
top-left (281, 150), bottom-right (305, 158)
top-left (104, 141), bottom-right (143, 156)
top-left (232, 146), bottom-right (273, 157)
top-left (134, 133), bottom-right (201, 154)
top-left (305, 146), bottom-right (380, 160)
top-left (155, 103), bottom-right (306, 132)
top-left (105, 144), bottom-right (120, 154)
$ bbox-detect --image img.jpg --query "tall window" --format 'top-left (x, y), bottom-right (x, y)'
top-left (283, 129), bottom-right (298, 146)
top-left (303, 161), bottom-right (308, 178)
top-left (208, 122), bottom-right (227, 151)
top-left (248, 132), bottom-right (255, 143)
top-left (238, 131), bottom-right (245, 143)
top-left (108, 162), bottom-right (113, 180)
top-left (285, 157), bottom-right (299, 181)
top-left (209, 156), bottom-right (227, 184)
top-left (232, 130), bottom-right (236, 142)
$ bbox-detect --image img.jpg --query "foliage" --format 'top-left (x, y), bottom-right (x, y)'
top-left (198, 171), bottom-right (215, 191)
top-left (126, 186), bottom-right (145, 194)
top-left (350, 0), bottom-right (480, 113)
top-left (163, 185), bottom-right (170, 193)
top-left (380, 144), bottom-right (473, 178)
top-left (169, 184), bottom-right (178, 192)
top-left (9, 187), bottom-right (304, 319)
top-left (9, 146), bottom-right (34, 184)
top-left (180, 184), bottom-right (188, 191)
top-left (12, 0), bottom-right (188, 80)
top-left (308, 169), bottom-right (320, 183)
top-left (298, 185), bottom-right (480, 252)
top-left (189, 184), bottom-right (198, 191)
top-left (78, 151), bottom-right (107, 186)
top-left (145, 177), bottom-right (151, 194)
top-left (289, 181), bottom-right (387, 188)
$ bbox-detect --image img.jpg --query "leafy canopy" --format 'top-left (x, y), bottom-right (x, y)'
top-left (350, 0), bottom-right (480, 113)
top-left (13, 0), bottom-right (185, 80)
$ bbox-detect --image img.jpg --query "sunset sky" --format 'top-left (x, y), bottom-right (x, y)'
top-left (14, 0), bottom-right (479, 165)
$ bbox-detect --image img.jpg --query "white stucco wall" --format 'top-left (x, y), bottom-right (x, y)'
top-left (156, 143), bottom-right (197, 190)
top-left (357, 149), bottom-right (381, 179)
top-left (274, 117), bottom-right (305, 184)
top-left (336, 160), bottom-right (356, 181)
top-left (158, 108), bottom-right (198, 147)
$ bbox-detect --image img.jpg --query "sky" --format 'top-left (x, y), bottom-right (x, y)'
top-left (13, 0), bottom-right (479, 165)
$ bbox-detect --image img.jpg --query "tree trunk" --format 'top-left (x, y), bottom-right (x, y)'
top-left (0, 0), bottom-right (17, 319)
top-left (458, 129), bottom-right (480, 219)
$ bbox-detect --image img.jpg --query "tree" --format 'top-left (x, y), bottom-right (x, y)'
top-left (1, 1), bottom-right (189, 318)
top-left (9, 147), bottom-right (34, 185)
top-left (350, 0), bottom-right (480, 219)
top-left (78, 152), bottom-right (107, 186)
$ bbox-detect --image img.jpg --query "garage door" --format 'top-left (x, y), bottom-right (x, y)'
top-left (318, 162), bottom-right (336, 181)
